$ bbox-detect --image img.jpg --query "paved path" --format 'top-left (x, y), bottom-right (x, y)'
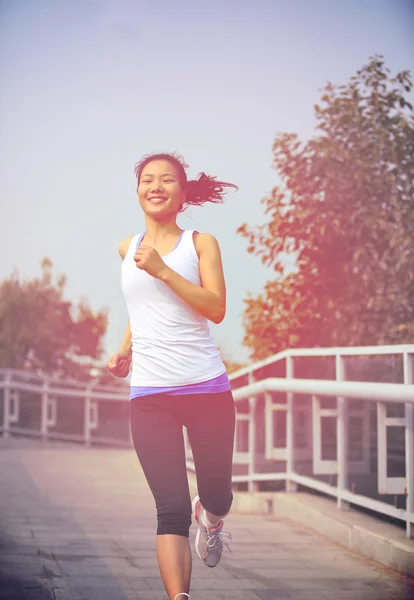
top-left (0, 439), bottom-right (413, 600)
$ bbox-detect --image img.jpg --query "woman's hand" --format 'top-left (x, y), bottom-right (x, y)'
top-left (106, 350), bottom-right (131, 378)
top-left (134, 245), bottom-right (170, 279)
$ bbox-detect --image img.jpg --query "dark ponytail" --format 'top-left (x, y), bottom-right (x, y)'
top-left (134, 152), bottom-right (237, 211)
top-left (185, 172), bottom-right (238, 208)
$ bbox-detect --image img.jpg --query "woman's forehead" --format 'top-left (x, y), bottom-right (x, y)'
top-left (141, 159), bottom-right (179, 177)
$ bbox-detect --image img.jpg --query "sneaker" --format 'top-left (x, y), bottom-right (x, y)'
top-left (192, 495), bottom-right (232, 568)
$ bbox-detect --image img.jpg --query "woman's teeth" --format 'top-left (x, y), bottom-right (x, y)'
top-left (149, 197), bottom-right (167, 204)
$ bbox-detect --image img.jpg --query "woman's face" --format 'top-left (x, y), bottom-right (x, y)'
top-left (137, 160), bottom-right (185, 220)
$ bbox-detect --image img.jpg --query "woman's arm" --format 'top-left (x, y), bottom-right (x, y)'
top-left (117, 236), bottom-right (135, 353)
top-left (119, 320), bottom-right (132, 355)
top-left (106, 236), bottom-right (134, 377)
top-left (106, 325), bottom-right (131, 376)
top-left (134, 233), bottom-right (226, 324)
top-left (160, 233), bottom-right (226, 323)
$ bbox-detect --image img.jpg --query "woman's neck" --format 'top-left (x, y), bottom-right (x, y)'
top-left (143, 216), bottom-right (182, 243)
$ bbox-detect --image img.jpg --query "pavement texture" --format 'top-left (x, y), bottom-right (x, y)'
top-left (0, 438), bottom-right (413, 600)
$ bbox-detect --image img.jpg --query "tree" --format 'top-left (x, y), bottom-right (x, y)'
top-left (238, 56), bottom-right (414, 360)
top-left (0, 258), bottom-right (108, 380)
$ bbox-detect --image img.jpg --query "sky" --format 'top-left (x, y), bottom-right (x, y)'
top-left (1, 0), bottom-right (413, 364)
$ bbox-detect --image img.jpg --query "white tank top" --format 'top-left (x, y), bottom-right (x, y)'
top-left (121, 229), bottom-right (226, 387)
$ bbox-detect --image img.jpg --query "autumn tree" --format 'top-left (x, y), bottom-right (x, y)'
top-left (0, 258), bottom-right (108, 380)
top-left (238, 56), bottom-right (414, 360)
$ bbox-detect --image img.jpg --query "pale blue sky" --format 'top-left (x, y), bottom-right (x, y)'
top-left (1, 0), bottom-right (413, 363)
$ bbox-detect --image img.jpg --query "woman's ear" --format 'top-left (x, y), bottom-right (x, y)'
top-left (178, 196), bottom-right (186, 212)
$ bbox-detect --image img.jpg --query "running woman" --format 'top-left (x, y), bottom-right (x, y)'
top-left (106, 152), bottom-right (237, 600)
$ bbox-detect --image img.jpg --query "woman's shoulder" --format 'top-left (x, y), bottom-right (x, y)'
top-left (117, 234), bottom-right (137, 260)
top-left (192, 231), bottom-right (221, 258)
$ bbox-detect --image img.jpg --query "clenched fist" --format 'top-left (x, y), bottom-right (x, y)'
top-left (134, 245), bottom-right (170, 279)
top-left (106, 351), bottom-right (131, 378)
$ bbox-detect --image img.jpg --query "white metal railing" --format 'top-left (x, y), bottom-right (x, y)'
top-left (186, 345), bottom-right (414, 539)
top-left (0, 369), bottom-right (131, 447)
top-left (1, 345), bottom-right (414, 539)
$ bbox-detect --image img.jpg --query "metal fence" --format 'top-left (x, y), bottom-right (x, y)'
top-left (0, 370), bottom-right (131, 447)
top-left (1, 344), bottom-right (413, 538)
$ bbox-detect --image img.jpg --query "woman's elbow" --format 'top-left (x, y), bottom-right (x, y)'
top-left (211, 306), bottom-right (226, 324)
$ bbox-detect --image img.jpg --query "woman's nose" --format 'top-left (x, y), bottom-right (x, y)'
top-left (150, 180), bottom-right (163, 192)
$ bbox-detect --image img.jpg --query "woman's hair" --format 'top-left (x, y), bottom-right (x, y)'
top-left (134, 152), bottom-right (238, 211)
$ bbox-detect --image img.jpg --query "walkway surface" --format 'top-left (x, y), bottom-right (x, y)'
top-left (0, 438), bottom-right (413, 600)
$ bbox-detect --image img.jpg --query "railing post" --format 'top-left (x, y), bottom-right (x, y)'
top-left (40, 378), bottom-right (49, 442)
top-left (336, 354), bottom-right (349, 510)
top-left (3, 373), bottom-right (11, 438)
top-left (248, 372), bottom-right (258, 492)
top-left (9, 390), bottom-right (20, 424)
top-left (84, 386), bottom-right (92, 447)
top-left (404, 352), bottom-right (414, 539)
top-left (286, 356), bottom-right (297, 492)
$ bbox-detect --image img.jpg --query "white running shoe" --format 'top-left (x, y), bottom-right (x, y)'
top-left (173, 594), bottom-right (190, 599)
top-left (192, 495), bottom-right (232, 568)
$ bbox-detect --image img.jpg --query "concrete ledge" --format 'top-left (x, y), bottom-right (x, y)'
top-left (229, 489), bottom-right (414, 578)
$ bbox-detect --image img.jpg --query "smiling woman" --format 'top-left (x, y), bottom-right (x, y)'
top-left (135, 152), bottom-right (237, 212)
top-left (106, 152), bottom-right (238, 600)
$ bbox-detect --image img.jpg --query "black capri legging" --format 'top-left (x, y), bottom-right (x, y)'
top-left (130, 390), bottom-right (236, 537)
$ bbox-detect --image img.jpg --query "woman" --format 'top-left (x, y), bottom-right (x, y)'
top-left (106, 152), bottom-right (237, 600)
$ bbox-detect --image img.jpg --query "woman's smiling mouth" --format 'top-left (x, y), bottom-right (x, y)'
top-left (148, 196), bottom-right (168, 204)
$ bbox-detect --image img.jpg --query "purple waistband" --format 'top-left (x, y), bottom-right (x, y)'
top-left (130, 371), bottom-right (230, 399)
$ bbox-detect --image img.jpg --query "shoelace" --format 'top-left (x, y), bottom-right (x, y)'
top-left (206, 527), bottom-right (232, 553)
